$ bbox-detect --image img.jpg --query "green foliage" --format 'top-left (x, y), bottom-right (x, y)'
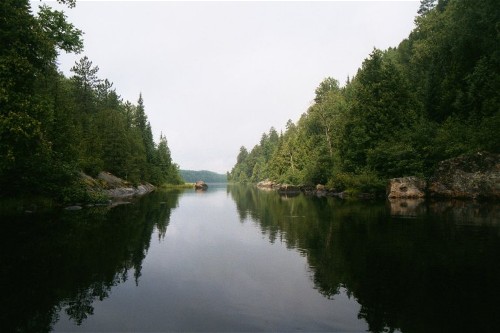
top-left (180, 170), bottom-right (227, 183)
top-left (327, 171), bottom-right (385, 194)
top-left (0, 0), bottom-right (83, 196)
top-left (60, 181), bottom-right (108, 205)
top-left (366, 141), bottom-right (423, 179)
top-left (0, 1), bottom-right (181, 199)
top-left (229, 0), bottom-right (499, 193)
top-left (229, 127), bottom-right (282, 183)
top-left (37, 5), bottom-right (83, 54)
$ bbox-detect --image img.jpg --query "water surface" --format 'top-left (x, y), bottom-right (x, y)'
top-left (1, 185), bottom-right (499, 332)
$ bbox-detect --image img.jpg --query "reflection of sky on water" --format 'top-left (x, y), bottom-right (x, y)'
top-left (50, 185), bottom-right (500, 332)
top-left (54, 187), bottom-right (367, 332)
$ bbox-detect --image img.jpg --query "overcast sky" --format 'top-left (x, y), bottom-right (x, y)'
top-left (40, 0), bottom-right (420, 174)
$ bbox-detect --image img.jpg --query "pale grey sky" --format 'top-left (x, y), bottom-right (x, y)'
top-left (40, 0), bottom-right (420, 174)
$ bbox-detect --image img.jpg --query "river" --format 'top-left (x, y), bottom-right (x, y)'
top-left (1, 184), bottom-right (499, 332)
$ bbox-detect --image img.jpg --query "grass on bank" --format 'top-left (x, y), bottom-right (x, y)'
top-left (159, 183), bottom-right (195, 190)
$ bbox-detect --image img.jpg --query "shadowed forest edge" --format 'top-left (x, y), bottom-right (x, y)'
top-left (229, 0), bottom-right (499, 196)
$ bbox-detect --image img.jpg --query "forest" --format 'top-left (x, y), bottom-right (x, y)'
top-left (180, 170), bottom-right (228, 183)
top-left (0, 0), bottom-right (182, 202)
top-left (229, 0), bottom-right (499, 193)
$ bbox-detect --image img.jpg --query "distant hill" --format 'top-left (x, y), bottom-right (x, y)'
top-left (180, 170), bottom-right (228, 183)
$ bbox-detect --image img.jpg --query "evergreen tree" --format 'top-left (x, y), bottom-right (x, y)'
top-left (0, 0), bottom-right (82, 195)
top-left (230, 0), bottom-right (499, 191)
top-left (0, 0), bottom-right (182, 199)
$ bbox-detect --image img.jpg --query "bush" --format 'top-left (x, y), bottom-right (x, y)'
top-left (327, 170), bottom-right (385, 194)
top-left (60, 181), bottom-right (109, 204)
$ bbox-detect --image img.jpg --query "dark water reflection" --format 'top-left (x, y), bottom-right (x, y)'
top-left (229, 185), bottom-right (500, 332)
top-left (0, 191), bottom-right (180, 332)
top-left (1, 185), bottom-right (499, 332)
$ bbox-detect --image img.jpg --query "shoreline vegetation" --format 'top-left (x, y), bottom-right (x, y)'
top-left (180, 170), bottom-right (228, 183)
top-left (1, 0), bottom-right (183, 206)
top-left (160, 183), bottom-right (196, 190)
top-left (2, 1), bottom-right (499, 209)
top-left (253, 152), bottom-right (499, 201)
top-left (228, 0), bottom-right (499, 198)
top-left (0, 171), bottom-right (197, 215)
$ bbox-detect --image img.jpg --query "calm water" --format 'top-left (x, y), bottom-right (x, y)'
top-left (1, 185), bottom-right (499, 332)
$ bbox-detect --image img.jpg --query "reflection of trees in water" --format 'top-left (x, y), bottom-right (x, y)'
top-left (0, 190), bottom-right (180, 332)
top-left (228, 185), bottom-right (500, 333)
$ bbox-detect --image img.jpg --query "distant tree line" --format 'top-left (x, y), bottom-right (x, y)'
top-left (0, 0), bottom-right (182, 200)
top-left (180, 170), bottom-right (228, 183)
top-left (229, 0), bottom-right (499, 193)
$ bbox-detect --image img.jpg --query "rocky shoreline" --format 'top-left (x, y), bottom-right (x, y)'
top-left (257, 152), bottom-right (500, 201)
top-left (256, 181), bottom-right (376, 199)
top-left (388, 152), bottom-right (499, 200)
top-left (90, 172), bottom-right (156, 199)
top-left (65, 172), bottom-right (156, 210)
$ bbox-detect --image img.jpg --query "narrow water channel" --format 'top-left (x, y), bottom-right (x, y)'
top-left (1, 185), bottom-right (499, 332)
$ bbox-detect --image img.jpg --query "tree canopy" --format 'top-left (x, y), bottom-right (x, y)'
top-left (229, 0), bottom-right (499, 193)
top-left (0, 1), bottom-right (182, 201)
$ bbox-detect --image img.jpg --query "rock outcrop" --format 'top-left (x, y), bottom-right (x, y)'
top-left (256, 179), bottom-right (276, 189)
top-left (387, 177), bottom-right (426, 199)
top-left (428, 152), bottom-right (499, 199)
top-left (82, 171), bottom-right (155, 199)
top-left (194, 180), bottom-right (208, 190)
top-left (256, 181), bottom-right (351, 198)
top-left (97, 172), bottom-right (155, 198)
top-left (104, 183), bottom-right (155, 198)
top-left (254, 153), bottom-right (499, 201)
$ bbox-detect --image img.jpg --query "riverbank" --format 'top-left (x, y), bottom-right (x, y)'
top-left (159, 183), bottom-right (196, 190)
top-left (60, 171), bottom-right (159, 210)
top-left (256, 181), bottom-right (380, 199)
top-left (82, 172), bottom-right (156, 200)
top-left (256, 152), bottom-right (500, 201)
top-left (0, 172), bottom-right (157, 215)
